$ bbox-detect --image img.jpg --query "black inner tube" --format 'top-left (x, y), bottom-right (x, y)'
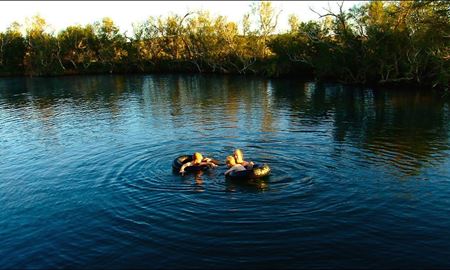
top-left (172, 155), bottom-right (216, 172)
top-left (226, 164), bottom-right (271, 179)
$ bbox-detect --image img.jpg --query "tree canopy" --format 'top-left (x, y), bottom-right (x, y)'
top-left (0, 1), bottom-right (448, 90)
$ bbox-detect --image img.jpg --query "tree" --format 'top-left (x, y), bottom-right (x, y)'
top-left (288, 14), bottom-right (300, 33)
top-left (94, 17), bottom-right (128, 73)
top-left (57, 24), bottom-right (98, 72)
top-left (24, 15), bottom-right (63, 76)
top-left (251, 1), bottom-right (281, 57)
top-left (0, 22), bottom-right (25, 74)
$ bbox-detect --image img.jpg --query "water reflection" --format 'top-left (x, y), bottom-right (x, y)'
top-left (269, 80), bottom-right (450, 176)
top-left (225, 178), bottom-right (270, 193)
top-left (0, 74), bottom-right (449, 177)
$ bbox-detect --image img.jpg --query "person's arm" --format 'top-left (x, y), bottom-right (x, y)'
top-left (224, 167), bottom-right (232, 175)
top-left (203, 158), bottom-right (219, 166)
top-left (180, 162), bottom-right (193, 175)
top-left (207, 161), bottom-right (218, 168)
top-left (200, 160), bottom-right (218, 168)
top-left (224, 165), bottom-right (236, 175)
top-left (241, 161), bottom-right (253, 169)
top-left (246, 161), bottom-right (254, 170)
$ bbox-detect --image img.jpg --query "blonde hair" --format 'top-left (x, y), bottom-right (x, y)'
top-left (226, 156), bottom-right (237, 166)
top-left (193, 152), bottom-right (203, 164)
top-left (234, 149), bottom-right (244, 164)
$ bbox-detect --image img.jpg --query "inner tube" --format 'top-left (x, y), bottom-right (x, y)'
top-left (226, 164), bottom-right (271, 179)
top-left (172, 155), bottom-right (219, 173)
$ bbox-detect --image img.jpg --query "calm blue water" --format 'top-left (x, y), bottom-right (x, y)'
top-left (1, 74), bottom-right (449, 269)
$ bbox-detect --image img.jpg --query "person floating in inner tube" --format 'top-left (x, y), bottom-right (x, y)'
top-left (179, 152), bottom-right (218, 175)
top-left (233, 149), bottom-right (254, 169)
top-left (224, 156), bottom-right (247, 176)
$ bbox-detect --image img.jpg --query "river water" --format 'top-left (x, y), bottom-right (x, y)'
top-left (1, 74), bottom-right (449, 269)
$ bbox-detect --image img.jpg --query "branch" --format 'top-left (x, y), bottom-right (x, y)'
top-left (309, 7), bottom-right (334, 19)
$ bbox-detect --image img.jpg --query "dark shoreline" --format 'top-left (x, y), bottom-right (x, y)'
top-left (1, 69), bottom-right (444, 92)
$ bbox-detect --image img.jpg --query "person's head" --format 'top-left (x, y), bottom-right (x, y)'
top-left (234, 149), bottom-right (244, 163)
top-left (193, 152), bottom-right (203, 164)
top-left (226, 156), bottom-right (236, 168)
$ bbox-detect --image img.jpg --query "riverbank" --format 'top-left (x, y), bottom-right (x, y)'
top-left (0, 62), bottom-right (445, 92)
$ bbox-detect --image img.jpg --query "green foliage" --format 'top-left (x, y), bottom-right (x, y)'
top-left (270, 1), bottom-right (449, 89)
top-left (57, 24), bottom-right (98, 72)
top-left (0, 1), bottom-right (448, 90)
top-left (94, 18), bottom-right (128, 73)
top-left (0, 22), bottom-right (26, 74)
top-left (24, 15), bottom-right (63, 76)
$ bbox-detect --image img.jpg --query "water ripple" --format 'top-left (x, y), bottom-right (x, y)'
top-left (1, 75), bottom-right (450, 269)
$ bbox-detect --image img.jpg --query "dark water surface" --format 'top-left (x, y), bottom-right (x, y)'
top-left (1, 74), bottom-right (449, 269)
